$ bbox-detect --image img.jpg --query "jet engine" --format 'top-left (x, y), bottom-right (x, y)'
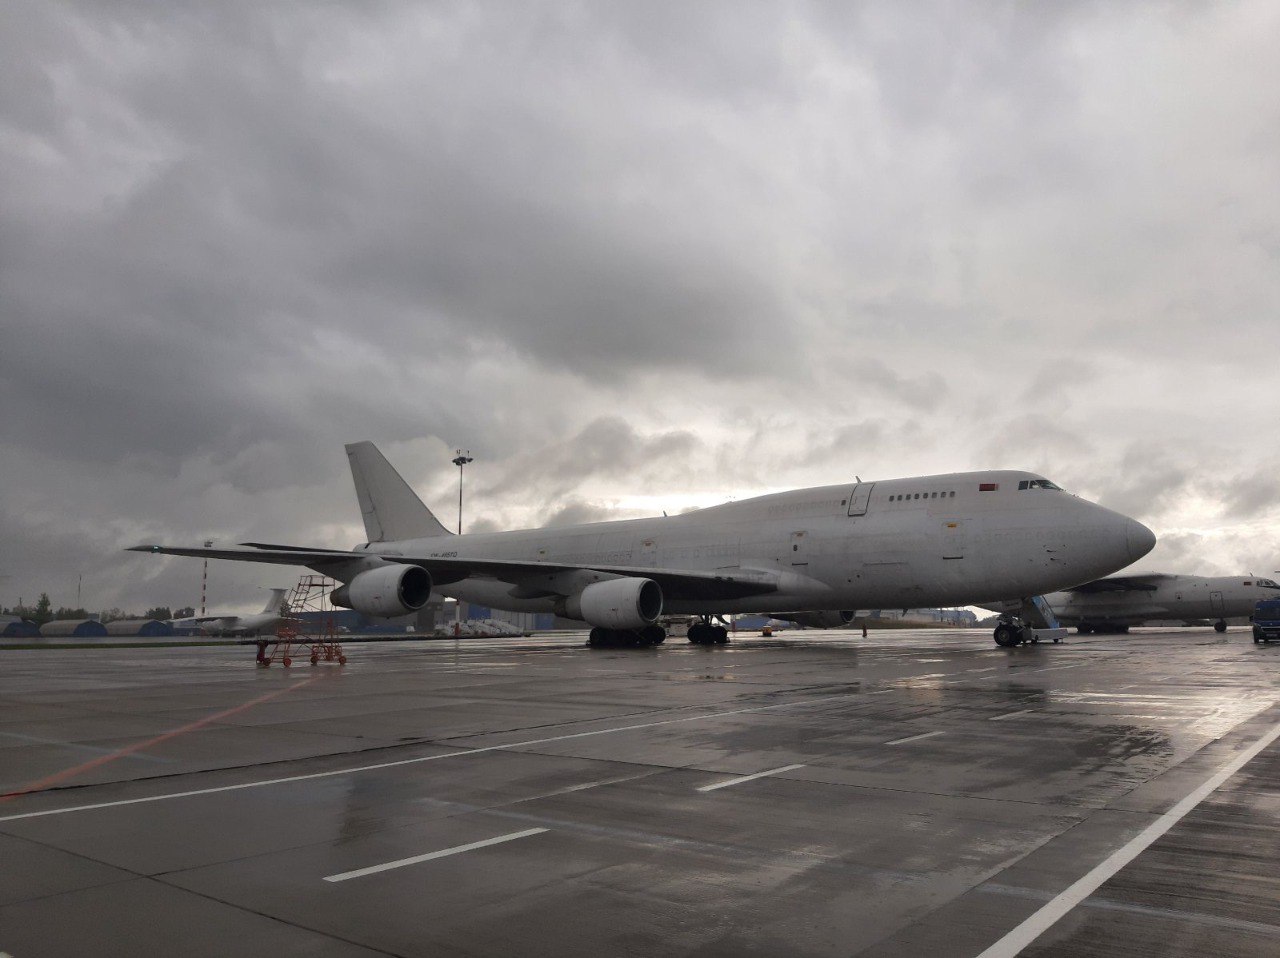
top-left (565, 578), bottom-right (663, 630)
top-left (331, 565), bottom-right (432, 617)
top-left (771, 610), bottom-right (856, 629)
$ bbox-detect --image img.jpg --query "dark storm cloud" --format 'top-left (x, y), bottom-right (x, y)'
top-left (538, 498), bottom-right (630, 529)
top-left (479, 416), bottom-right (701, 501)
top-left (1210, 467), bottom-right (1280, 522)
top-left (1, 1), bottom-right (787, 468)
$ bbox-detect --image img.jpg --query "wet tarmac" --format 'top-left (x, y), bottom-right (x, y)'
top-left (1, 628), bottom-right (1277, 957)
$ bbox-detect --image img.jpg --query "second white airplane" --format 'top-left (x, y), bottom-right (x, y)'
top-left (169, 588), bottom-right (291, 637)
top-left (991, 573), bottom-right (1280, 634)
top-left (132, 442), bottom-right (1156, 647)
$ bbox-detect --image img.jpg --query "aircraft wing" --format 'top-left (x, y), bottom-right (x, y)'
top-left (129, 543), bottom-right (782, 602)
top-left (1063, 573), bottom-right (1174, 594)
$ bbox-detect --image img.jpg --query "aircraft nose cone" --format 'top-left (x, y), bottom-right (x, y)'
top-left (1126, 518), bottom-right (1157, 562)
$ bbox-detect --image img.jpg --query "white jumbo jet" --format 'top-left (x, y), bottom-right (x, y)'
top-left (169, 588), bottom-right (290, 637)
top-left (989, 573), bottom-right (1280, 634)
top-left (132, 442), bottom-right (1156, 648)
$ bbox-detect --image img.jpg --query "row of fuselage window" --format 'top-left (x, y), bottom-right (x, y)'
top-left (887, 490), bottom-right (957, 502)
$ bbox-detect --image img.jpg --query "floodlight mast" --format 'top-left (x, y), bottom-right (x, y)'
top-left (451, 451), bottom-right (473, 636)
top-left (201, 539), bottom-right (214, 615)
top-left (452, 451), bottom-right (473, 535)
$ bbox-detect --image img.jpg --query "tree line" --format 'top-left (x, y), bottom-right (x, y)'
top-left (2, 594), bottom-right (195, 626)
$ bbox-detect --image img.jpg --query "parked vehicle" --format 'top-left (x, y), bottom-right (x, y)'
top-left (1252, 599), bottom-right (1280, 643)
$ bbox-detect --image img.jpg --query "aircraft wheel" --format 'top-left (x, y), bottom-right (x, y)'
top-left (712, 626), bottom-right (729, 644)
top-left (1214, 620), bottom-right (1227, 633)
top-left (688, 623), bottom-right (709, 644)
top-left (993, 624), bottom-right (1020, 648)
top-left (589, 628), bottom-right (605, 647)
top-left (1076, 624), bottom-right (1093, 635)
top-left (641, 625), bottom-right (666, 646)
top-left (1053, 637), bottom-right (1061, 644)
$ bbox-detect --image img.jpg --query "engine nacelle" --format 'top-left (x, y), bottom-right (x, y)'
top-left (331, 565), bottom-right (432, 618)
top-left (565, 578), bottom-right (663, 630)
top-left (771, 610), bottom-right (856, 629)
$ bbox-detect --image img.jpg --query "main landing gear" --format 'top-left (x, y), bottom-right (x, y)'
top-left (1214, 619), bottom-right (1228, 633)
top-left (687, 617), bottom-right (729, 645)
top-left (588, 625), bottom-right (666, 648)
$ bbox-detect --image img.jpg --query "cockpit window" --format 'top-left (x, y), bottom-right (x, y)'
top-left (1257, 579), bottom-right (1280, 589)
top-left (1018, 479), bottom-right (1063, 491)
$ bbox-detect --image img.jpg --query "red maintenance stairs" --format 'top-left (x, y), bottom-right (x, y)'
top-left (256, 575), bottom-right (346, 668)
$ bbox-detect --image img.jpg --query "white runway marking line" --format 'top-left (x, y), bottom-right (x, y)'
top-left (989, 709), bottom-right (1037, 722)
top-left (0, 691), bottom-right (858, 823)
top-left (323, 828), bottom-right (547, 883)
top-left (885, 730), bottom-right (946, 746)
top-left (697, 764), bottom-right (806, 793)
top-left (975, 717), bottom-right (1280, 958)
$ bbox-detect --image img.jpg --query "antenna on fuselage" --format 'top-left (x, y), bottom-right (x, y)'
top-left (856, 475), bottom-right (862, 482)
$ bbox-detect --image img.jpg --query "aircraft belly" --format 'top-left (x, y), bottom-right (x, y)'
top-left (443, 579), bottom-right (558, 614)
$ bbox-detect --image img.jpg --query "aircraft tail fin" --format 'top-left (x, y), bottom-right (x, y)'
top-left (345, 441), bottom-right (453, 542)
top-left (261, 588), bottom-right (288, 615)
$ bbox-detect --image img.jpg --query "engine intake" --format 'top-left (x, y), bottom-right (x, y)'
top-left (565, 578), bottom-right (663, 630)
top-left (332, 565), bottom-right (432, 617)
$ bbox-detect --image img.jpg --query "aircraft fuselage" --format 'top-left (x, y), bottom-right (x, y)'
top-left (356, 470), bottom-right (1152, 616)
top-left (1047, 575), bottom-right (1280, 628)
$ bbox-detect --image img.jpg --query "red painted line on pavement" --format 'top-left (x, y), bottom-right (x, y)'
top-left (1, 673), bottom-right (329, 801)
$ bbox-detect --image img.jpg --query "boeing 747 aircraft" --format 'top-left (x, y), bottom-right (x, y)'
top-left (990, 573), bottom-right (1280, 634)
top-left (132, 442), bottom-right (1155, 647)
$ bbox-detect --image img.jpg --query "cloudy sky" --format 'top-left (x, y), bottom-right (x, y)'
top-left (3, 1), bottom-right (1277, 614)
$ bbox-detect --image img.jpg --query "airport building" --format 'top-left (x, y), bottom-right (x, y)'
top-left (38, 619), bottom-right (109, 638)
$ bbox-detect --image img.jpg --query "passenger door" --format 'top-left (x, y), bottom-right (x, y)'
top-left (847, 482), bottom-right (875, 516)
top-left (790, 530), bottom-right (808, 567)
top-left (940, 520), bottom-right (965, 560)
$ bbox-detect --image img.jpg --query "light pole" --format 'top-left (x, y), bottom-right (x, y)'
top-left (201, 539), bottom-right (214, 615)
top-left (451, 451), bottom-right (473, 634)
top-left (452, 451), bottom-right (473, 535)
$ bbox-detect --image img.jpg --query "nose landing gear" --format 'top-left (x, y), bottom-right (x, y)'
top-left (992, 597), bottom-right (1068, 647)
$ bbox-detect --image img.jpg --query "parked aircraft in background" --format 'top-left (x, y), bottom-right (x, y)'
top-left (133, 441), bottom-right (1155, 647)
top-left (169, 588), bottom-right (290, 636)
top-left (989, 573), bottom-right (1280, 633)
